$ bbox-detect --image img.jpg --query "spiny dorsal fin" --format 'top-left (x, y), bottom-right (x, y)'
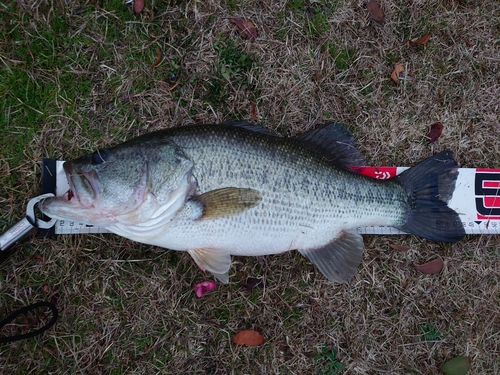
top-left (299, 229), bottom-right (365, 283)
top-left (295, 123), bottom-right (366, 170)
top-left (195, 187), bottom-right (262, 220)
top-left (218, 120), bottom-right (277, 136)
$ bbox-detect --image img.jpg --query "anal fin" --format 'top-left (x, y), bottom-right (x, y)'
top-left (299, 230), bottom-right (365, 283)
top-left (188, 248), bottom-right (232, 283)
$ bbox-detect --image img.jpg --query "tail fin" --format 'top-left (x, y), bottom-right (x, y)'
top-left (397, 150), bottom-right (465, 242)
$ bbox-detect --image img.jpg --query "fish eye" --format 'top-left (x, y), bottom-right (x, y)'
top-left (91, 148), bottom-right (109, 164)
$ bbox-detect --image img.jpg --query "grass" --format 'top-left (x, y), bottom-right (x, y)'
top-left (1, 0), bottom-right (500, 374)
top-left (314, 345), bottom-right (346, 375)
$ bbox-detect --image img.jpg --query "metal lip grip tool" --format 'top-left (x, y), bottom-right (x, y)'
top-left (0, 158), bottom-right (58, 261)
top-left (0, 193), bottom-right (56, 261)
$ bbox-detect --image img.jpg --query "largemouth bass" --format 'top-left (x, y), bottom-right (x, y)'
top-left (41, 122), bottom-right (465, 283)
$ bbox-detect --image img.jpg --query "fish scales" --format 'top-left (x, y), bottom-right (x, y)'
top-left (152, 125), bottom-right (408, 255)
top-left (41, 122), bottom-right (465, 283)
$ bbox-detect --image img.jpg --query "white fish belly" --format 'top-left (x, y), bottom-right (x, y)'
top-left (140, 187), bottom-right (402, 256)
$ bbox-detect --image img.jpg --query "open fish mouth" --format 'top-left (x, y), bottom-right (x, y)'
top-left (63, 162), bottom-right (100, 208)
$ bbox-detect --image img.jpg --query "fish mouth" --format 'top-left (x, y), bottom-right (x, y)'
top-left (64, 162), bottom-right (100, 208)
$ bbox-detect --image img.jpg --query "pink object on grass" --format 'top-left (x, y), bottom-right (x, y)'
top-left (193, 281), bottom-right (217, 297)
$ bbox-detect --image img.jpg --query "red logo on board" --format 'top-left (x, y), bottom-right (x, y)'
top-left (475, 169), bottom-right (500, 220)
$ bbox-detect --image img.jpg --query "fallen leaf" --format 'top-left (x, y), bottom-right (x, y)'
top-left (409, 33), bottom-right (431, 46)
top-left (240, 277), bottom-right (263, 290)
top-left (389, 244), bottom-right (410, 252)
top-left (412, 258), bottom-right (444, 274)
top-left (427, 122), bottom-right (444, 143)
top-left (134, 0), bottom-right (145, 14)
top-left (366, 0), bottom-right (384, 22)
top-left (33, 254), bottom-right (44, 262)
top-left (440, 356), bottom-right (471, 375)
top-left (193, 280), bottom-right (217, 298)
top-left (391, 64), bottom-right (405, 84)
top-left (229, 17), bottom-right (258, 42)
top-left (232, 330), bottom-right (265, 346)
top-left (151, 49), bottom-right (162, 68)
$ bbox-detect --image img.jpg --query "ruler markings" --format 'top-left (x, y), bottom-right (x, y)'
top-left (49, 161), bottom-right (500, 235)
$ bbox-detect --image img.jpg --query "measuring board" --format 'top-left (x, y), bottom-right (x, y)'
top-left (41, 159), bottom-right (500, 236)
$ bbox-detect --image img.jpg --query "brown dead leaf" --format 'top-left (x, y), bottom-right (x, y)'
top-left (229, 17), bottom-right (258, 42)
top-left (391, 64), bottom-right (405, 84)
top-left (427, 122), bottom-right (444, 143)
top-left (232, 330), bottom-right (265, 346)
top-left (409, 33), bottom-right (431, 46)
top-left (367, 0), bottom-right (384, 22)
top-left (412, 258), bottom-right (444, 274)
top-left (240, 277), bottom-right (263, 290)
top-left (389, 244), bottom-right (411, 252)
top-left (134, 0), bottom-right (145, 14)
top-left (151, 49), bottom-right (162, 68)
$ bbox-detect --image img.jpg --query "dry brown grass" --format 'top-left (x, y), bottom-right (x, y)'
top-left (1, 0), bottom-right (499, 374)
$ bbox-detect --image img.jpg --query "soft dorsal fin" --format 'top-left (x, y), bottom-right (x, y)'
top-left (299, 229), bottom-right (365, 283)
top-left (295, 123), bottom-right (366, 170)
top-left (218, 120), bottom-right (277, 136)
top-left (194, 187), bottom-right (262, 220)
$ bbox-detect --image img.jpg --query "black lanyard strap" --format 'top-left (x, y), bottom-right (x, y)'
top-left (0, 301), bottom-right (58, 344)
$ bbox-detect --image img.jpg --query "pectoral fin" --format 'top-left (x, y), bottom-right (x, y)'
top-left (195, 187), bottom-right (262, 220)
top-left (188, 248), bottom-right (231, 283)
top-left (299, 230), bottom-right (365, 283)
